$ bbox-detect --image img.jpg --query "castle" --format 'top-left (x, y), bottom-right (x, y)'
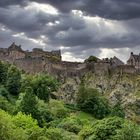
top-left (127, 52), bottom-right (140, 70)
top-left (0, 43), bottom-right (139, 78)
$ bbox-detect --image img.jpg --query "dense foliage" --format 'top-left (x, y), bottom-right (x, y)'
top-left (85, 55), bottom-right (98, 63)
top-left (76, 86), bottom-right (111, 119)
top-left (0, 60), bottom-right (140, 140)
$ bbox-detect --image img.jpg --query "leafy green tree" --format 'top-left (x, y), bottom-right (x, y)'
top-left (45, 128), bottom-right (63, 140)
top-left (12, 112), bottom-right (44, 140)
top-left (79, 117), bottom-right (140, 140)
top-left (58, 116), bottom-right (83, 134)
top-left (111, 102), bottom-right (125, 118)
top-left (37, 99), bottom-right (53, 127)
top-left (111, 122), bottom-right (140, 140)
top-left (48, 99), bottom-right (68, 119)
top-left (0, 97), bottom-right (14, 114)
top-left (6, 65), bottom-right (21, 95)
top-left (32, 74), bottom-right (58, 102)
top-left (0, 61), bottom-right (9, 85)
top-left (76, 86), bottom-right (110, 119)
top-left (0, 109), bottom-right (27, 140)
top-left (0, 85), bottom-right (9, 98)
top-left (85, 56), bottom-right (98, 63)
top-left (21, 74), bottom-right (58, 102)
top-left (19, 87), bottom-right (38, 118)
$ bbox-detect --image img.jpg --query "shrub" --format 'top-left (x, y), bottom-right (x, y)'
top-left (45, 128), bottom-right (63, 140)
top-left (85, 56), bottom-right (98, 63)
top-left (58, 116), bottom-right (83, 134)
top-left (0, 85), bottom-right (9, 98)
top-left (6, 65), bottom-right (21, 95)
top-left (0, 109), bottom-right (27, 140)
top-left (48, 99), bottom-right (68, 119)
top-left (111, 102), bottom-right (125, 118)
top-left (76, 86), bottom-right (110, 119)
top-left (20, 74), bottom-right (59, 102)
top-left (79, 116), bottom-right (140, 140)
top-left (0, 97), bottom-right (14, 114)
top-left (19, 87), bottom-right (39, 119)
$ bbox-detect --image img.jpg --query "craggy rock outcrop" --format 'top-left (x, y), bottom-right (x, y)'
top-left (57, 72), bottom-right (140, 122)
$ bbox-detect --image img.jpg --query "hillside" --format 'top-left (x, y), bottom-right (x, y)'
top-left (58, 72), bottom-right (140, 123)
top-left (0, 60), bottom-right (140, 140)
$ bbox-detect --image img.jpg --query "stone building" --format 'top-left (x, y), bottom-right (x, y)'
top-left (127, 52), bottom-right (140, 69)
top-left (0, 43), bottom-right (138, 76)
top-left (0, 42), bottom-right (61, 62)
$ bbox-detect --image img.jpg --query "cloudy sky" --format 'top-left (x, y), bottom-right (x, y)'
top-left (0, 0), bottom-right (140, 62)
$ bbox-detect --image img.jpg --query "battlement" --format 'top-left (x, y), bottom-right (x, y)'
top-left (0, 43), bottom-right (62, 62)
top-left (0, 43), bottom-right (139, 76)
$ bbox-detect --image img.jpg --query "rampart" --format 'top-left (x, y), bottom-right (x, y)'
top-left (0, 43), bottom-right (139, 77)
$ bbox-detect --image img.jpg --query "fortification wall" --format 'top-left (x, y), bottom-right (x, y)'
top-left (14, 57), bottom-right (44, 73)
top-left (113, 65), bottom-right (136, 74)
top-left (45, 61), bottom-right (88, 78)
top-left (94, 62), bottom-right (110, 74)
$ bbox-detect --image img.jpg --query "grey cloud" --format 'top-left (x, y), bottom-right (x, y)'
top-left (0, 0), bottom-right (139, 62)
top-left (30, 0), bottom-right (140, 20)
top-left (0, 0), bottom-right (28, 7)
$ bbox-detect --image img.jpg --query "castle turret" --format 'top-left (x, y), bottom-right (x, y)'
top-left (8, 42), bottom-right (23, 52)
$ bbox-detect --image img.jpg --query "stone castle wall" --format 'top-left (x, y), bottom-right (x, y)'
top-left (45, 62), bottom-right (88, 78)
top-left (0, 43), bottom-right (139, 77)
top-left (14, 57), bottom-right (45, 73)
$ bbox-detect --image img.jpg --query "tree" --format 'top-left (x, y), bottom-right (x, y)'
top-left (85, 56), bottom-right (98, 63)
top-left (79, 117), bottom-right (140, 140)
top-left (48, 99), bottom-right (68, 119)
top-left (0, 85), bottom-right (9, 98)
top-left (6, 65), bottom-right (21, 95)
top-left (0, 109), bottom-right (27, 140)
top-left (20, 87), bottom-right (38, 118)
top-left (0, 61), bottom-right (9, 85)
top-left (20, 74), bottom-right (58, 102)
top-left (76, 86), bottom-right (110, 119)
top-left (111, 102), bottom-right (125, 118)
top-left (32, 74), bottom-right (58, 102)
top-left (58, 116), bottom-right (83, 134)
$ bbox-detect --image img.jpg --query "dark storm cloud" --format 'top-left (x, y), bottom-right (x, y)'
top-left (0, 0), bottom-right (139, 61)
top-left (30, 0), bottom-right (140, 20)
top-left (81, 0), bottom-right (140, 20)
top-left (0, 0), bottom-right (28, 7)
top-left (29, 0), bottom-right (84, 13)
top-left (0, 5), bottom-right (59, 39)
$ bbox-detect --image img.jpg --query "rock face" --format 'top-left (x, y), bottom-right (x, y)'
top-left (57, 71), bottom-right (140, 122)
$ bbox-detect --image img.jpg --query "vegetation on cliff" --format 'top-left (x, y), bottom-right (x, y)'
top-left (0, 60), bottom-right (140, 140)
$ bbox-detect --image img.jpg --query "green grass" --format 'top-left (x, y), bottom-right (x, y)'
top-left (74, 111), bottom-right (94, 120)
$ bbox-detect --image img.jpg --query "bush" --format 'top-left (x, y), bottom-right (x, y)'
top-left (45, 128), bottom-right (63, 140)
top-left (58, 116), bottom-right (83, 134)
top-left (12, 112), bottom-right (44, 140)
top-left (20, 74), bottom-right (59, 102)
top-left (19, 87), bottom-right (39, 119)
top-left (6, 65), bottom-right (21, 95)
top-left (0, 109), bottom-right (27, 140)
top-left (0, 61), bottom-right (9, 85)
top-left (85, 56), bottom-right (98, 63)
top-left (48, 99), bottom-right (68, 119)
top-left (0, 97), bottom-right (14, 114)
top-left (79, 116), bottom-right (140, 140)
top-left (111, 102), bottom-right (125, 118)
top-left (37, 99), bottom-right (54, 127)
top-left (0, 85), bottom-right (9, 98)
top-left (76, 86), bottom-right (110, 119)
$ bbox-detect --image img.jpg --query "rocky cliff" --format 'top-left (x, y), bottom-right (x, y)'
top-left (56, 72), bottom-right (140, 123)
